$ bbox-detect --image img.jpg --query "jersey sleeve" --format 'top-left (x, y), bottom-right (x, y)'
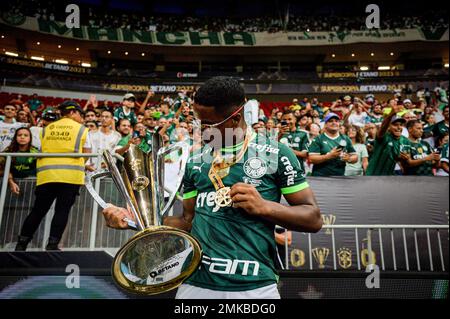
top-left (307, 136), bottom-right (321, 154)
top-left (277, 143), bottom-right (309, 195)
top-left (181, 161), bottom-right (198, 200)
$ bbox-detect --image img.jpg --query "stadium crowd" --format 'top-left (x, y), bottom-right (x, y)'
top-left (1, 86), bottom-right (448, 197)
top-left (3, 0), bottom-right (448, 33)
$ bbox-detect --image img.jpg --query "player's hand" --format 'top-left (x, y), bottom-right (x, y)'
top-left (230, 183), bottom-right (269, 216)
top-left (327, 147), bottom-right (342, 159)
top-left (102, 204), bottom-right (135, 229)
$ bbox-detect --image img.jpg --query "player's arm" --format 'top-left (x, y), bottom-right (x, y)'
top-left (230, 183), bottom-right (322, 233)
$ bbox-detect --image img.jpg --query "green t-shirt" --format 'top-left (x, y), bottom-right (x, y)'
top-left (279, 129), bottom-right (309, 172)
top-left (441, 143), bottom-right (449, 164)
top-left (160, 111), bottom-right (175, 120)
top-left (182, 132), bottom-right (308, 291)
top-left (113, 106), bottom-right (138, 126)
top-left (369, 115), bottom-right (384, 125)
top-left (10, 147), bottom-right (39, 178)
top-left (308, 133), bottom-right (356, 176)
top-left (404, 140), bottom-right (434, 176)
top-left (366, 133), bottom-right (411, 176)
top-left (117, 131), bottom-right (153, 154)
top-left (424, 120), bottom-right (449, 140)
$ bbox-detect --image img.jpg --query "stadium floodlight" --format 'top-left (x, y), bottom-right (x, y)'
top-left (445, 63), bottom-right (449, 68)
top-left (5, 51), bottom-right (18, 57)
top-left (378, 66), bottom-right (390, 70)
top-left (81, 62), bottom-right (91, 67)
top-left (331, 54), bottom-right (336, 58)
top-left (55, 59), bottom-right (69, 64)
top-left (390, 52), bottom-right (394, 56)
top-left (76, 47), bottom-right (80, 51)
top-left (359, 66), bottom-right (369, 71)
top-left (36, 42), bottom-right (40, 45)
top-left (31, 56), bottom-right (44, 61)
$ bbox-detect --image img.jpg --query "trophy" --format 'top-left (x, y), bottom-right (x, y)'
top-left (85, 133), bottom-right (202, 295)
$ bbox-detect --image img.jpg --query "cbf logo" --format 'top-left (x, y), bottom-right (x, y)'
top-left (243, 157), bottom-right (267, 179)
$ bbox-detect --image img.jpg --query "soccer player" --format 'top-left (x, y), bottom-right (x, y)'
top-left (308, 113), bottom-right (357, 176)
top-left (366, 106), bottom-right (411, 176)
top-left (102, 76), bottom-right (322, 299)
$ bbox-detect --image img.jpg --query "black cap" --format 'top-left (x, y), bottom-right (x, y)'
top-left (59, 100), bottom-right (84, 114)
top-left (42, 108), bottom-right (59, 121)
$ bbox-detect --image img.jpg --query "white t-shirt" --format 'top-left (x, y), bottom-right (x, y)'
top-left (0, 122), bottom-right (28, 152)
top-left (88, 129), bottom-right (121, 168)
top-left (30, 126), bottom-right (43, 151)
top-left (348, 112), bottom-right (368, 127)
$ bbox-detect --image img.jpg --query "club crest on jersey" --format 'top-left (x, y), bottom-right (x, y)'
top-left (243, 157), bottom-right (268, 179)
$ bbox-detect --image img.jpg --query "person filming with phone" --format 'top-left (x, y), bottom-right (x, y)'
top-left (308, 113), bottom-right (358, 176)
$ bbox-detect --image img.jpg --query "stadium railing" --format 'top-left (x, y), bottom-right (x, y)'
top-left (0, 152), bottom-right (448, 273)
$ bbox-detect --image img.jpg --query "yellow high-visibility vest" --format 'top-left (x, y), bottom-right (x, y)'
top-left (37, 117), bottom-right (88, 186)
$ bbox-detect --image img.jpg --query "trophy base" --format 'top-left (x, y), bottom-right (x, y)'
top-left (112, 226), bottom-right (202, 295)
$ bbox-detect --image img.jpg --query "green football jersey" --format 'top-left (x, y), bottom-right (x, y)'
top-left (441, 143), bottom-right (449, 164)
top-left (113, 106), bottom-right (138, 126)
top-left (279, 129), bottom-right (309, 172)
top-left (182, 132), bottom-right (309, 291)
top-left (366, 133), bottom-right (411, 176)
top-left (369, 115), bottom-right (384, 125)
top-left (424, 120), bottom-right (449, 140)
top-left (404, 140), bottom-right (434, 176)
top-left (308, 133), bottom-right (356, 176)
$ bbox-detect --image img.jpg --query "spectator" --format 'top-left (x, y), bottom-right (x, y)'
top-left (308, 113), bottom-right (357, 176)
top-left (345, 125), bottom-right (369, 176)
top-left (114, 93), bottom-right (138, 128)
top-left (0, 127), bottom-right (39, 195)
top-left (403, 120), bottom-right (440, 176)
top-left (88, 109), bottom-right (121, 170)
top-left (160, 102), bottom-right (175, 120)
top-left (368, 104), bottom-right (384, 127)
top-left (16, 105), bottom-right (36, 126)
top-left (84, 110), bottom-right (98, 124)
top-left (346, 102), bottom-right (368, 128)
top-left (366, 106), bottom-right (411, 176)
top-left (364, 123), bottom-right (378, 157)
top-left (278, 111), bottom-right (309, 173)
top-left (29, 108), bottom-right (59, 151)
top-left (423, 105), bottom-right (449, 148)
top-left (85, 120), bottom-right (98, 132)
top-left (9, 94), bottom-right (24, 108)
top-left (0, 105), bottom-right (28, 152)
top-left (26, 93), bottom-right (44, 113)
top-left (436, 141), bottom-right (449, 176)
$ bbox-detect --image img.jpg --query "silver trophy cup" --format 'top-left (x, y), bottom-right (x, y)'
top-left (85, 133), bottom-right (202, 295)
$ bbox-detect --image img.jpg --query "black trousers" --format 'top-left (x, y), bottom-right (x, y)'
top-left (20, 183), bottom-right (80, 242)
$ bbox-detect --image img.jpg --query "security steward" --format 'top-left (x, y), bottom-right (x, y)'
top-left (15, 101), bottom-right (91, 251)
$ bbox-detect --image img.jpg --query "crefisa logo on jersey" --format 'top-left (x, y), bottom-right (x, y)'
top-left (243, 157), bottom-right (268, 179)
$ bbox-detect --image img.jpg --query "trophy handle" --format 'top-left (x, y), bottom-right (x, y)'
top-left (156, 141), bottom-right (190, 217)
top-left (85, 169), bottom-right (111, 209)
